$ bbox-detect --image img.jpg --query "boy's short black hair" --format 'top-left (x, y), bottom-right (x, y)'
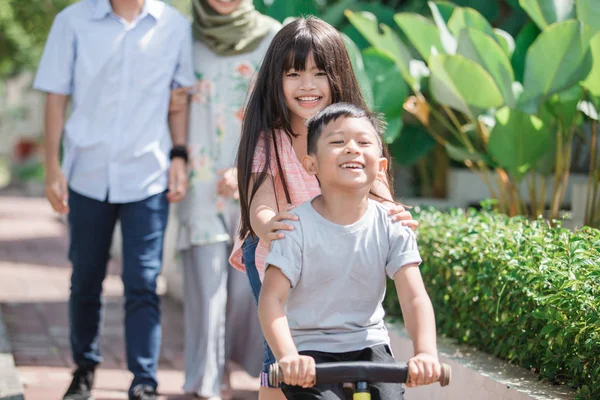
top-left (305, 103), bottom-right (386, 155)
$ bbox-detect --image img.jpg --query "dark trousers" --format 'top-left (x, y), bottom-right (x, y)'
top-left (67, 188), bottom-right (169, 392)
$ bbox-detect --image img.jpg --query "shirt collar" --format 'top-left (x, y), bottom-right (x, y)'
top-left (91, 0), bottom-right (164, 21)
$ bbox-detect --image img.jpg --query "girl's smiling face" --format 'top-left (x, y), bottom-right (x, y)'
top-left (282, 52), bottom-right (333, 129)
top-left (206, 0), bottom-right (243, 15)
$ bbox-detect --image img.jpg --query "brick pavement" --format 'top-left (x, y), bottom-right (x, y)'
top-left (0, 194), bottom-right (250, 400)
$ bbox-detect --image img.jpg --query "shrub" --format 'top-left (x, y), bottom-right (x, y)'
top-left (385, 208), bottom-right (600, 398)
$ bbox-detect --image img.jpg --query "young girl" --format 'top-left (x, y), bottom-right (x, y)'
top-left (171, 0), bottom-right (280, 398)
top-left (258, 102), bottom-right (440, 399)
top-left (229, 16), bottom-right (417, 400)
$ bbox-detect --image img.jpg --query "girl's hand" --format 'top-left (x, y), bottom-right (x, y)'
top-left (406, 353), bottom-right (441, 387)
top-left (217, 168), bottom-right (239, 199)
top-left (265, 205), bottom-right (298, 243)
top-left (387, 204), bottom-right (418, 231)
top-left (278, 355), bottom-right (316, 388)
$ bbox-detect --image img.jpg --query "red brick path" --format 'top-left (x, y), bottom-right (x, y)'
top-left (0, 195), bottom-right (189, 399)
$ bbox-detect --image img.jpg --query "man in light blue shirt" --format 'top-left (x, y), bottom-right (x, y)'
top-left (33, 0), bottom-right (194, 399)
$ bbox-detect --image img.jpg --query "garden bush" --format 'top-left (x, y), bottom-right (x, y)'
top-left (385, 208), bottom-right (600, 398)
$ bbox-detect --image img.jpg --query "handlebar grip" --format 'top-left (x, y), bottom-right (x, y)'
top-left (269, 361), bottom-right (451, 387)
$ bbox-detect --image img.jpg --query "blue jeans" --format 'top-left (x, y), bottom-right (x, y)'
top-left (242, 235), bottom-right (277, 387)
top-left (68, 188), bottom-right (168, 393)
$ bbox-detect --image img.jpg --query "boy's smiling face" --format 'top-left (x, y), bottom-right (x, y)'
top-left (303, 116), bottom-right (387, 191)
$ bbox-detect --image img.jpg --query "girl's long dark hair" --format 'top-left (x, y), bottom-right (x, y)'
top-left (236, 16), bottom-right (393, 239)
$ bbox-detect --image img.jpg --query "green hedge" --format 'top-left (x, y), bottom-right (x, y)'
top-left (385, 208), bottom-right (600, 398)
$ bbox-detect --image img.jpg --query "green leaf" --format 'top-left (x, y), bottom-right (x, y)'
top-left (494, 28), bottom-right (516, 58)
top-left (259, 0), bottom-right (320, 22)
top-left (342, 33), bottom-right (374, 109)
top-left (345, 10), bottom-right (415, 89)
top-left (429, 54), bottom-right (504, 118)
top-left (582, 32), bottom-right (600, 97)
top-left (389, 124), bottom-right (436, 166)
top-left (394, 13), bottom-right (444, 61)
top-left (362, 48), bottom-right (408, 119)
top-left (518, 21), bottom-right (593, 112)
top-left (384, 117), bottom-right (404, 144)
top-left (488, 107), bottom-right (553, 182)
top-left (448, 7), bottom-right (498, 45)
top-left (428, 1), bottom-right (458, 54)
top-left (577, 0), bottom-right (600, 35)
top-left (544, 86), bottom-right (584, 128)
top-left (511, 22), bottom-right (540, 84)
top-left (518, 0), bottom-right (576, 30)
top-left (457, 28), bottom-right (515, 108)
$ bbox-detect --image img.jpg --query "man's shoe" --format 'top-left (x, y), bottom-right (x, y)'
top-left (130, 384), bottom-right (158, 400)
top-left (63, 367), bottom-right (95, 400)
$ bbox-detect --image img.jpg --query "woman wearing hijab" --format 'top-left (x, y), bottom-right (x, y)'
top-left (172, 1), bottom-right (281, 398)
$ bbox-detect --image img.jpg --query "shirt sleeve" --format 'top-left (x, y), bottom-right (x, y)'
top-left (264, 226), bottom-right (303, 287)
top-left (386, 223), bottom-right (422, 279)
top-left (171, 23), bottom-right (195, 88)
top-left (33, 11), bottom-right (76, 95)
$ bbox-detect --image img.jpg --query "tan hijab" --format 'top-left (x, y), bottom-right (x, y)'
top-left (192, 0), bottom-right (279, 56)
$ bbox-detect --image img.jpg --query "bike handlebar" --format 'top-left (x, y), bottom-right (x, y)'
top-left (269, 361), bottom-right (451, 387)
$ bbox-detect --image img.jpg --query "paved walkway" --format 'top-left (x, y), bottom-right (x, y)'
top-left (0, 194), bottom-right (240, 399)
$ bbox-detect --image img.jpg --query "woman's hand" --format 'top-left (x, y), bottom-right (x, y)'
top-left (264, 205), bottom-right (298, 244)
top-left (216, 168), bottom-right (239, 199)
top-left (406, 353), bottom-right (441, 387)
top-left (387, 203), bottom-right (418, 231)
top-left (278, 355), bottom-right (316, 388)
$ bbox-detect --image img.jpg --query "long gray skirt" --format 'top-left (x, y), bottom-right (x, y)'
top-left (181, 243), bottom-right (262, 397)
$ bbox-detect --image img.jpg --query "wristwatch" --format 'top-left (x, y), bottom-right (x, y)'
top-left (169, 145), bottom-right (189, 163)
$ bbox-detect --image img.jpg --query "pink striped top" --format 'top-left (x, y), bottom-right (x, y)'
top-left (229, 130), bottom-right (321, 279)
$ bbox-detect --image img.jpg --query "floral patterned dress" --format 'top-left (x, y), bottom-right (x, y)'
top-left (176, 27), bottom-right (279, 251)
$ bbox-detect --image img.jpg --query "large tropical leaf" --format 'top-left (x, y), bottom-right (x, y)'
top-left (582, 32), bottom-right (600, 97)
top-left (544, 86), bottom-right (584, 128)
top-left (389, 124), bottom-right (436, 166)
top-left (457, 28), bottom-right (515, 107)
top-left (447, 7), bottom-right (498, 45)
top-left (518, 20), bottom-right (593, 113)
top-left (518, 0), bottom-right (576, 30)
top-left (384, 117), bottom-right (404, 144)
top-left (362, 48), bottom-right (408, 119)
top-left (511, 21), bottom-right (540, 83)
top-left (429, 54), bottom-right (504, 117)
top-left (428, 1), bottom-right (457, 54)
top-left (394, 13), bottom-right (444, 61)
top-left (345, 10), bottom-right (415, 89)
top-left (576, 0), bottom-right (600, 35)
top-left (342, 33), bottom-right (374, 109)
top-left (488, 107), bottom-right (553, 182)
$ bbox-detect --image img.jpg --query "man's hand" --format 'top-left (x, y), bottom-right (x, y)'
top-left (166, 158), bottom-right (188, 203)
top-left (278, 355), bottom-right (316, 388)
top-left (45, 163), bottom-right (69, 214)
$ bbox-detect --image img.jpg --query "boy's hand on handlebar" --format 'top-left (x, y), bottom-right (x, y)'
top-left (278, 355), bottom-right (316, 388)
top-left (266, 205), bottom-right (298, 243)
top-left (407, 353), bottom-right (441, 387)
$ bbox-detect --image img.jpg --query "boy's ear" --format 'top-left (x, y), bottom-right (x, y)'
top-left (377, 157), bottom-right (388, 179)
top-left (302, 154), bottom-right (318, 175)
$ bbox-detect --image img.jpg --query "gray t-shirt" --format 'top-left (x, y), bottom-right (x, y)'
top-left (264, 198), bottom-right (422, 353)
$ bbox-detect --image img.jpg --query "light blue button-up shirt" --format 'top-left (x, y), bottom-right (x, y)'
top-left (34, 0), bottom-right (195, 203)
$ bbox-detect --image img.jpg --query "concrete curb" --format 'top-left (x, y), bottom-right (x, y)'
top-left (0, 306), bottom-right (24, 400)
